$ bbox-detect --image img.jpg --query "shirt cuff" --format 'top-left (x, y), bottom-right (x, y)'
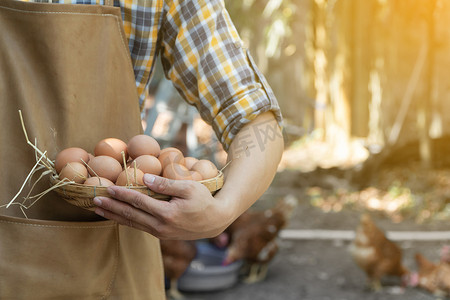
top-left (213, 49), bottom-right (283, 150)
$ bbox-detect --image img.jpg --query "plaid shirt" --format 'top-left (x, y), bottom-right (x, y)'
top-left (21, 0), bottom-right (282, 149)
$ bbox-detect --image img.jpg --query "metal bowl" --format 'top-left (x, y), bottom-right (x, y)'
top-left (178, 241), bottom-right (243, 292)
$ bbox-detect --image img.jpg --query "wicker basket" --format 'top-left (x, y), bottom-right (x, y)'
top-left (50, 171), bottom-right (224, 211)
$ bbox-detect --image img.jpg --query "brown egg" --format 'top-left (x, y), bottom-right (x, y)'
top-left (190, 170), bottom-right (203, 181)
top-left (59, 162), bottom-right (88, 184)
top-left (158, 148), bottom-right (185, 170)
top-left (132, 155), bottom-right (162, 175)
top-left (55, 147), bottom-right (89, 174)
top-left (159, 147), bottom-right (183, 156)
top-left (94, 138), bottom-right (128, 164)
top-left (184, 157), bottom-right (199, 170)
top-left (87, 155), bottom-right (123, 182)
top-left (116, 168), bottom-right (145, 186)
top-left (127, 134), bottom-right (161, 159)
top-left (163, 163), bottom-right (192, 180)
top-left (191, 160), bottom-right (218, 180)
top-left (83, 177), bottom-right (115, 187)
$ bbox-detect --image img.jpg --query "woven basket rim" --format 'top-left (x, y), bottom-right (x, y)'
top-left (50, 170), bottom-right (223, 190)
top-left (50, 171), bottom-right (224, 211)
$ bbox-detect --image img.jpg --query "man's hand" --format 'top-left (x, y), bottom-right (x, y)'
top-left (93, 174), bottom-right (231, 240)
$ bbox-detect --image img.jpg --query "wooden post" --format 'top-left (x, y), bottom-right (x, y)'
top-left (312, 0), bottom-right (329, 139)
top-left (418, 0), bottom-right (437, 168)
top-left (350, 0), bottom-right (371, 137)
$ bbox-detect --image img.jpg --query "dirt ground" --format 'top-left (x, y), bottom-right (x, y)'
top-left (181, 240), bottom-right (447, 300)
top-left (175, 165), bottom-right (450, 300)
top-left (178, 196), bottom-right (448, 300)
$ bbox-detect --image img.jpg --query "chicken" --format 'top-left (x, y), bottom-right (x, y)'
top-left (412, 252), bottom-right (450, 297)
top-left (440, 245), bottom-right (450, 264)
top-left (349, 214), bottom-right (409, 290)
top-left (160, 240), bottom-right (197, 300)
top-left (209, 207), bottom-right (263, 249)
top-left (221, 195), bottom-right (297, 283)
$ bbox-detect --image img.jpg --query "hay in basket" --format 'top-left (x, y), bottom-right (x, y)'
top-left (4, 110), bottom-right (224, 216)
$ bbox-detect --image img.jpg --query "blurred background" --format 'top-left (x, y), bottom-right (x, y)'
top-left (228, 0), bottom-right (449, 153)
top-left (145, 0), bottom-right (450, 224)
top-left (143, 1), bottom-right (450, 299)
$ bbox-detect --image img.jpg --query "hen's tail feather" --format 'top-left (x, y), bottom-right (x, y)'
top-left (415, 252), bottom-right (435, 270)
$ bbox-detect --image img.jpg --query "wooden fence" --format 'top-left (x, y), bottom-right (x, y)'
top-left (226, 0), bottom-right (450, 165)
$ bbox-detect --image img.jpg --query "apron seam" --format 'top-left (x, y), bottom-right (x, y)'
top-left (154, 241), bottom-right (166, 298)
top-left (0, 219), bottom-right (116, 229)
top-left (102, 222), bottom-right (120, 299)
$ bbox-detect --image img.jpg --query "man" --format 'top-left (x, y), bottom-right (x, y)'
top-left (0, 0), bottom-right (283, 298)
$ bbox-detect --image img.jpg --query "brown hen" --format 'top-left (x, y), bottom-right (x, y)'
top-left (222, 195), bottom-right (297, 283)
top-left (160, 240), bottom-right (197, 300)
top-left (349, 214), bottom-right (409, 290)
top-left (414, 252), bottom-right (450, 297)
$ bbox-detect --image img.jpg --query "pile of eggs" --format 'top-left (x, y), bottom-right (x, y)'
top-left (55, 135), bottom-right (219, 187)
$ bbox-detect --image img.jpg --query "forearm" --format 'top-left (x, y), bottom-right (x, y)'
top-left (215, 111), bottom-right (284, 225)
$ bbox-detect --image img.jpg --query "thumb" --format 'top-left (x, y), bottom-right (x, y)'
top-left (143, 174), bottom-right (191, 198)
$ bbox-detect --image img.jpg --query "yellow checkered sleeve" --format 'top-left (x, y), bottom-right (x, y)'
top-left (20, 0), bottom-right (283, 150)
top-left (159, 0), bottom-right (282, 149)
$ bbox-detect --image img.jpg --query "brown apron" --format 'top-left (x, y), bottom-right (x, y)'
top-left (0, 0), bottom-right (165, 298)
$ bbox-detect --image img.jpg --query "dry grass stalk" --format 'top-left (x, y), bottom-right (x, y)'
top-left (18, 110), bottom-right (54, 170)
top-left (3, 111), bottom-right (76, 217)
top-left (5, 151), bottom-right (48, 209)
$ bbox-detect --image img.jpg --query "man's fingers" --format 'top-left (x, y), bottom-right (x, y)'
top-left (93, 196), bottom-right (164, 234)
top-left (143, 174), bottom-right (195, 198)
top-left (105, 185), bottom-right (169, 213)
top-left (95, 206), bottom-right (150, 231)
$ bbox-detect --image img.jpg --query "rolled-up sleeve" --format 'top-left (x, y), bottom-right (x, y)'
top-left (159, 0), bottom-right (283, 150)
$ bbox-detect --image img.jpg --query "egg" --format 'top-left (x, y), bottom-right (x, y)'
top-left (191, 160), bottom-right (218, 180)
top-left (163, 163), bottom-right (192, 180)
top-left (116, 168), bottom-right (145, 186)
top-left (159, 147), bottom-right (182, 156)
top-left (94, 138), bottom-right (128, 164)
top-left (87, 155), bottom-right (123, 182)
top-left (58, 162), bottom-right (88, 183)
top-left (189, 170), bottom-right (203, 181)
top-left (184, 157), bottom-right (199, 170)
top-left (127, 134), bottom-right (161, 159)
top-left (158, 148), bottom-right (185, 170)
top-left (55, 147), bottom-right (89, 174)
top-left (131, 155), bottom-right (162, 175)
top-left (83, 176), bottom-right (115, 187)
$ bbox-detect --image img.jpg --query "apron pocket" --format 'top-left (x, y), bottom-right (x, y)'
top-left (0, 214), bottom-right (118, 300)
